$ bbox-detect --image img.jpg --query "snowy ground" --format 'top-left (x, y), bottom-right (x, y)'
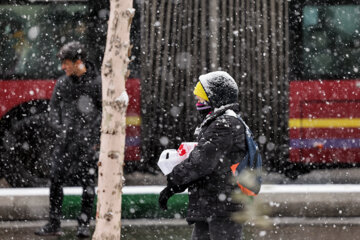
top-left (124, 168), bottom-right (360, 186)
top-left (2, 167), bottom-right (360, 188)
top-left (1, 168), bottom-right (360, 239)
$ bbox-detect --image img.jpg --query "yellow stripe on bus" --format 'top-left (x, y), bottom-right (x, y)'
top-left (126, 116), bottom-right (141, 126)
top-left (289, 118), bottom-right (360, 128)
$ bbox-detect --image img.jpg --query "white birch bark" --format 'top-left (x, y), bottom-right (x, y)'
top-left (92, 0), bottom-right (134, 239)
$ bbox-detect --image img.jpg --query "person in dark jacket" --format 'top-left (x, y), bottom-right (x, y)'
top-left (159, 71), bottom-right (247, 240)
top-left (35, 41), bottom-right (102, 238)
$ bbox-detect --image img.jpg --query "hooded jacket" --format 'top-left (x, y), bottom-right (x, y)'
top-left (49, 61), bottom-right (102, 147)
top-left (168, 71), bottom-right (247, 222)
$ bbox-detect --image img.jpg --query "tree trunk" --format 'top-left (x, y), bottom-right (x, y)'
top-left (92, 0), bottom-right (134, 239)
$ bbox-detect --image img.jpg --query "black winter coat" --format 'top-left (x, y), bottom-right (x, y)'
top-left (49, 61), bottom-right (102, 148)
top-left (168, 103), bottom-right (247, 222)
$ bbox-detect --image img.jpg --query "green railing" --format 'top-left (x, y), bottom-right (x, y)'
top-left (63, 193), bottom-right (188, 219)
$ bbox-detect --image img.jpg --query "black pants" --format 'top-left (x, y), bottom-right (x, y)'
top-left (49, 140), bottom-right (97, 226)
top-left (191, 218), bottom-right (243, 240)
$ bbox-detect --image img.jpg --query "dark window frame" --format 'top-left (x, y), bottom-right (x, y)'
top-left (0, 0), bottom-right (109, 80)
top-left (289, 0), bottom-right (360, 81)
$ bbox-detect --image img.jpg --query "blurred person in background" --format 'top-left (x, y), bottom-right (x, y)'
top-left (35, 41), bottom-right (101, 238)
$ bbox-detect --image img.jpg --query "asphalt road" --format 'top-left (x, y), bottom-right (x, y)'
top-left (1, 218), bottom-right (360, 240)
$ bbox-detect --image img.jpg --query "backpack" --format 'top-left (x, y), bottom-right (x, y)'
top-left (230, 115), bottom-right (262, 196)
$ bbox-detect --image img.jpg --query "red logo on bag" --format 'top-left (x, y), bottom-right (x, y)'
top-left (177, 144), bottom-right (187, 156)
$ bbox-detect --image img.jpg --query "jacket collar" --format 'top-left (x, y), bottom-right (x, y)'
top-left (194, 103), bottom-right (239, 136)
top-left (70, 61), bottom-right (98, 83)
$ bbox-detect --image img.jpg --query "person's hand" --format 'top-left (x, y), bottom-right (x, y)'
top-left (159, 184), bottom-right (189, 210)
top-left (158, 187), bottom-right (175, 210)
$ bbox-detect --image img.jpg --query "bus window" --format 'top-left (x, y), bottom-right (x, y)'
top-left (301, 5), bottom-right (360, 80)
top-left (0, 4), bottom-right (89, 79)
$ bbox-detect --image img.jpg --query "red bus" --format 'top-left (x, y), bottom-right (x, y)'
top-left (0, 0), bottom-right (141, 187)
top-left (289, 0), bottom-right (360, 174)
top-left (2, 0), bottom-right (360, 186)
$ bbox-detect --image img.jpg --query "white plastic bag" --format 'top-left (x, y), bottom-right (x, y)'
top-left (157, 142), bottom-right (197, 175)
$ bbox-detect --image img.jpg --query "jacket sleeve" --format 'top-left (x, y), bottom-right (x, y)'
top-left (49, 77), bottom-right (64, 132)
top-left (93, 76), bottom-right (102, 125)
top-left (168, 117), bottom-right (234, 186)
top-left (90, 76), bottom-right (102, 144)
